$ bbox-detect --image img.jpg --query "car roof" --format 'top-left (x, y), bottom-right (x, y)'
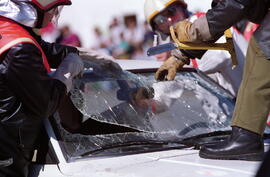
top-left (115, 59), bottom-right (163, 70)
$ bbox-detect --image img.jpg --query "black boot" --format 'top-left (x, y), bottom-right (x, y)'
top-left (199, 127), bottom-right (264, 161)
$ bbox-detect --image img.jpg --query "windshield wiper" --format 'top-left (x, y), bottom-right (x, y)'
top-left (78, 131), bottom-right (232, 158)
top-left (181, 130), bottom-right (231, 149)
top-left (79, 140), bottom-right (191, 157)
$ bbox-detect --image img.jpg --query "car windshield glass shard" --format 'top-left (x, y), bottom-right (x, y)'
top-left (52, 64), bottom-right (235, 161)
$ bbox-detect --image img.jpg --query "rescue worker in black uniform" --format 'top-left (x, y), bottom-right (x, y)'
top-left (0, 0), bottom-right (122, 176)
top-left (155, 0), bottom-right (270, 161)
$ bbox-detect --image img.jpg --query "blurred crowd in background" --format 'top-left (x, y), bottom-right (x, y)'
top-left (40, 14), bottom-right (156, 60)
top-left (39, 12), bottom-right (258, 61)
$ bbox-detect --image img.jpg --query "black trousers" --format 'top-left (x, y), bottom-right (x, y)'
top-left (0, 116), bottom-right (42, 177)
top-left (0, 125), bottom-right (31, 177)
top-left (256, 149), bottom-right (270, 177)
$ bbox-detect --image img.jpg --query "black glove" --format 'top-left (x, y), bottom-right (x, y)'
top-left (52, 53), bottom-right (84, 92)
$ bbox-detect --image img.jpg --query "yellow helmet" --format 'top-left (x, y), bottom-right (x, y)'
top-left (144, 0), bottom-right (187, 31)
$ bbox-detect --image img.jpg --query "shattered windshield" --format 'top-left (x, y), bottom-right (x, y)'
top-left (52, 64), bottom-right (235, 162)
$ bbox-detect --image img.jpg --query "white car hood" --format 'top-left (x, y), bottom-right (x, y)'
top-left (36, 60), bottom-right (261, 177)
top-left (55, 149), bottom-right (260, 177)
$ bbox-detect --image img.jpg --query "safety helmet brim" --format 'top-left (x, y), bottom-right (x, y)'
top-left (19, 0), bottom-right (72, 11)
top-left (144, 0), bottom-right (187, 32)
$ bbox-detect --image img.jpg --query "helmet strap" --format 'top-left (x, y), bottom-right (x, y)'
top-left (35, 9), bottom-right (44, 28)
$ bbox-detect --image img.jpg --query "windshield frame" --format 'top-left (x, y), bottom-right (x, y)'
top-left (48, 68), bottom-right (235, 162)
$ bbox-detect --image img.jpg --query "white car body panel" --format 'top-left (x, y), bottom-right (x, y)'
top-left (36, 143), bottom-right (260, 177)
top-left (31, 60), bottom-right (263, 177)
top-left (115, 59), bottom-right (163, 70)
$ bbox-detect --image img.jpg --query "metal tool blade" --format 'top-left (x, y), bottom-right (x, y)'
top-left (147, 43), bottom-right (177, 56)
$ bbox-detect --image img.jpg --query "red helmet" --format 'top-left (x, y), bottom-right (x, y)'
top-left (26, 0), bottom-right (71, 11)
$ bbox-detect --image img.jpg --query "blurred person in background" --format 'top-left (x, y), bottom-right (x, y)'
top-left (93, 15), bottom-right (155, 60)
top-left (108, 17), bottom-right (125, 47)
top-left (90, 26), bottom-right (112, 56)
top-left (144, 0), bottom-right (248, 97)
top-left (111, 32), bottom-right (131, 59)
top-left (132, 46), bottom-right (146, 60)
top-left (56, 25), bottom-right (82, 47)
top-left (123, 14), bottom-right (145, 58)
top-left (142, 21), bottom-right (155, 53)
top-left (0, 0), bottom-right (122, 176)
top-left (123, 14), bottom-right (144, 47)
top-left (91, 26), bottom-right (109, 50)
top-left (143, 21), bottom-right (155, 47)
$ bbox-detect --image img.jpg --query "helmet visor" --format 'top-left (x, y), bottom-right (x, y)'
top-left (47, 5), bottom-right (64, 26)
top-left (153, 3), bottom-right (188, 34)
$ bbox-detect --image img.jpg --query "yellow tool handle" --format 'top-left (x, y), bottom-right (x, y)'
top-left (170, 26), bottom-right (228, 50)
top-left (170, 26), bottom-right (238, 68)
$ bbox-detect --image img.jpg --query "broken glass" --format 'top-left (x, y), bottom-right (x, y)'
top-left (52, 64), bottom-right (235, 162)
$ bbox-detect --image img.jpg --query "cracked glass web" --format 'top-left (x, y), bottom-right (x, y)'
top-left (52, 64), bottom-right (235, 162)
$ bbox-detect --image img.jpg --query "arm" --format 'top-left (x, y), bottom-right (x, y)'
top-left (5, 43), bottom-right (66, 119)
top-left (205, 0), bottom-right (247, 39)
top-left (40, 40), bottom-right (78, 68)
top-left (176, 0), bottom-right (262, 42)
top-left (155, 0), bottom-right (260, 81)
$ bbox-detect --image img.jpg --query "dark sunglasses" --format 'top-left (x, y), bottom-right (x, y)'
top-left (153, 4), bottom-right (184, 25)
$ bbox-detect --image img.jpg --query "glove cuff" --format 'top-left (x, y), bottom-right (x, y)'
top-left (171, 49), bottom-right (190, 65)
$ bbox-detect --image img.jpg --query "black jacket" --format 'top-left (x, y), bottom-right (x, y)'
top-left (0, 27), bottom-right (77, 176)
top-left (206, 0), bottom-right (269, 39)
top-left (0, 28), bottom-right (78, 123)
top-left (181, 0), bottom-right (270, 59)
